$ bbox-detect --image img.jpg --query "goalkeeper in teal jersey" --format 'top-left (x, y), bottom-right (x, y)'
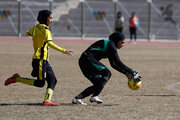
top-left (72, 32), bottom-right (141, 105)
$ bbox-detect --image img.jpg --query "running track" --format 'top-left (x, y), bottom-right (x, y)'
top-left (0, 37), bottom-right (180, 46)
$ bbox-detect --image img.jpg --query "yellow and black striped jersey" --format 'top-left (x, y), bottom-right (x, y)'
top-left (26, 24), bottom-right (66, 61)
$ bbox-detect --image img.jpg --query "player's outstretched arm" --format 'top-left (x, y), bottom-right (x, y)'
top-left (47, 41), bottom-right (73, 56)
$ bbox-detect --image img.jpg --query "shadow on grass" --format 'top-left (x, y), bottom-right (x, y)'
top-left (0, 94), bottom-right (178, 106)
top-left (0, 102), bottom-right (120, 107)
top-left (0, 103), bottom-right (43, 106)
top-left (61, 103), bottom-right (119, 106)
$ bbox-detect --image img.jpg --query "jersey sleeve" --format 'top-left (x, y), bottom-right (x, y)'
top-left (44, 28), bottom-right (66, 53)
top-left (107, 41), bottom-right (134, 75)
top-left (44, 28), bottom-right (53, 41)
top-left (25, 26), bottom-right (34, 36)
top-left (47, 41), bottom-right (66, 53)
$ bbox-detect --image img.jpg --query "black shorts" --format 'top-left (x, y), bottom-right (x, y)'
top-left (79, 54), bottom-right (107, 78)
top-left (31, 59), bottom-right (46, 80)
top-left (31, 59), bottom-right (57, 89)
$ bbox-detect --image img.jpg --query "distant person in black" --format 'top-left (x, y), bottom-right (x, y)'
top-left (72, 32), bottom-right (141, 105)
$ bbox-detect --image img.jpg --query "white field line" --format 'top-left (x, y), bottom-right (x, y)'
top-left (166, 82), bottom-right (180, 93)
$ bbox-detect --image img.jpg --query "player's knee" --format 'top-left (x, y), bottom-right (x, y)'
top-left (39, 81), bottom-right (45, 87)
top-left (52, 79), bottom-right (57, 87)
top-left (54, 78), bottom-right (57, 85)
top-left (47, 78), bottom-right (57, 90)
top-left (52, 77), bottom-right (57, 86)
top-left (101, 69), bottom-right (111, 81)
top-left (96, 79), bottom-right (107, 89)
top-left (34, 80), bottom-right (45, 87)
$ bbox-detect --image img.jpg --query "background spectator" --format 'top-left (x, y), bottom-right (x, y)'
top-left (114, 11), bottom-right (124, 33)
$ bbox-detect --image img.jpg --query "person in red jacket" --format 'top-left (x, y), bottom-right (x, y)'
top-left (129, 12), bottom-right (139, 43)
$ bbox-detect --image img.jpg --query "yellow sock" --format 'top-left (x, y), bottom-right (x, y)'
top-left (44, 88), bottom-right (53, 102)
top-left (16, 77), bottom-right (34, 86)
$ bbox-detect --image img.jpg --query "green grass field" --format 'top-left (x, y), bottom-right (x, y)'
top-left (0, 39), bottom-right (180, 120)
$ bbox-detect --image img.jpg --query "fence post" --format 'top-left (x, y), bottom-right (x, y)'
top-left (80, 0), bottom-right (84, 39)
top-left (147, 0), bottom-right (152, 41)
top-left (17, 0), bottom-right (21, 38)
top-left (48, 0), bottom-right (53, 32)
top-left (113, 0), bottom-right (118, 32)
top-left (113, 0), bottom-right (118, 18)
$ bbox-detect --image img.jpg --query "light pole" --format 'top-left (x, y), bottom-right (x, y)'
top-left (17, 0), bottom-right (21, 38)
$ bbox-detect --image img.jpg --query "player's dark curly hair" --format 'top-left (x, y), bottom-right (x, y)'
top-left (37, 10), bottom-right (52, 25)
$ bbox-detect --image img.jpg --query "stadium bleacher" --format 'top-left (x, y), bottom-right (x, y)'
top-left (0, 0), bottom-right (180, 40)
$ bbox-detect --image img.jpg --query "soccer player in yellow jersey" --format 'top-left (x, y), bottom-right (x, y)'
top-left (5, 10), bottom-right (73, 106)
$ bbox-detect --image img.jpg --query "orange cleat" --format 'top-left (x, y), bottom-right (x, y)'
top-left (5, 74), bottom-right (20, 86)
top-left (43, 101), bottom-right (60, 106)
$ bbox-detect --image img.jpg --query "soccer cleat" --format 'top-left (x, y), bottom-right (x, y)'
top-left (43, 101), bottom-right (60, 106)
top-left (90, 96), bottom-right (103, 104)
top-left (5, 73), bottom-right (20, 86)
top-left (72, 98), bottom-right (87, 105)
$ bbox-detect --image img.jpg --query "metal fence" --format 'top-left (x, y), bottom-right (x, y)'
top-left (0, 0), bottom-right (180, 41)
